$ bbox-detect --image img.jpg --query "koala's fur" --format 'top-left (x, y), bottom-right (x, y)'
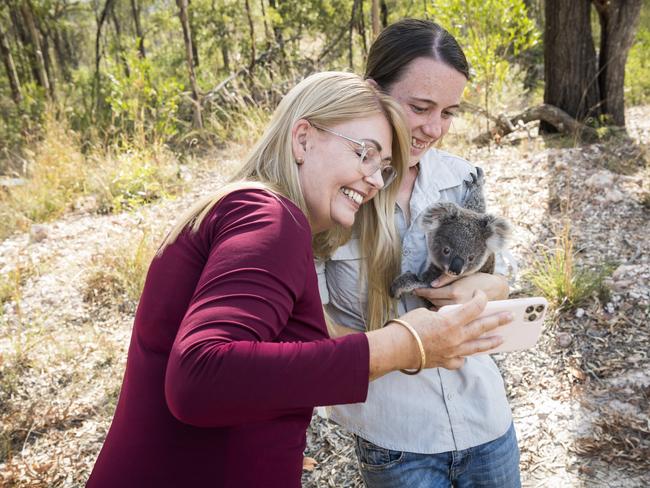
top-left (389, 167), bottom-right (511, 299)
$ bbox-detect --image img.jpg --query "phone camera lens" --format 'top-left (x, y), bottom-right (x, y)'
top-left (526, 306), bottom-right (534, 313)
top-left (536, 305), bottom-right (545, 313)
top-left (528, 313), bottom-right (537, 321)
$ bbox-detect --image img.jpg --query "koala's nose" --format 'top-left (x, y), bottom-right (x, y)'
top-left (449, 256), bottom-right (464, 275)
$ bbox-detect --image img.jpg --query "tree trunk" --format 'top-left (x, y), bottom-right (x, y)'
top-left (380, 0), bottom-right (388, 28)
top-left (357, 0), bottom-right (367, 56)
top-left (268, 0), bottom-right (285, 59)
top-left (177, 0), bottom-right (203, 129)
top-left (221, 43), bottom-right (230, 72)
top-left (260, 0), bottom-right (271, 48)
top-left (9, 7), bottom-right (32, 82)
top-left (38, 22), bottom-right (57, 97)
top-left (111, 8), bottom-right (131, 78)
top-left (543, 0), bottom-right (642, 131)
top-left (52, 27), bottom-right (72, 82)
top-left (593, 0), bottom-right (643, 127)
top-left (62, 28), bottom-right (79, 68)
top-left (94, 0), bottom-right (117, 108)
top-left (371, 0), bottom-right (380, 40)
top-left (130, 0), bottom-right (146, 58)
top-left (244, 0), bottom-right (256, 73)
top-left (543, 0), bottom-right (600, 128)
top-left (188, 0), bottom-right (199, 67)
top-left (0, 24), bottom-right (22, 104)
top-left (20, 1), bottom-right (52, 99)
top-left (348, 0), bottom-right (358, 69)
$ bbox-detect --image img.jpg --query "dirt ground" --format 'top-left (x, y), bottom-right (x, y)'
top-left (1, 108), bottom-right (648, 487)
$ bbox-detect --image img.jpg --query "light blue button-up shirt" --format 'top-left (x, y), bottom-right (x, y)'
top-left (317, 148), bottom-right (512, 454)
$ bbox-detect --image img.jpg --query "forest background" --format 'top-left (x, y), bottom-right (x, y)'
top-left (0, 0), bottom-right (649, 486)
top-left (0, 0), bottom-right (648, 231)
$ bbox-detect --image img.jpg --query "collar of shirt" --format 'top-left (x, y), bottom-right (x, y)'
top-left (408, 148), bottom-right (469, 223)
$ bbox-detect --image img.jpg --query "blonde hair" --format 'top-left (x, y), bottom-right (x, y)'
top-left (159, 71), bottom-right (409, 330)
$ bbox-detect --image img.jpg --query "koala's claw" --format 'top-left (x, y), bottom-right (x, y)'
top-left (390, 272), bottom-right (427, 299)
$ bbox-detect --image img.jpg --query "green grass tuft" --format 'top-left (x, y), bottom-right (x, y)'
top-left (525, 223), bottom-right (613, 310)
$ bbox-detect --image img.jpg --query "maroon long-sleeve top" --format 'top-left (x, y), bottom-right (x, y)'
top-left (87, 189), bottom-right (370, 487)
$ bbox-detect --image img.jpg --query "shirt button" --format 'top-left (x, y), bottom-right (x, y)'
top-left (447, 393), bottom-right (453, 401)
top-left (402, 248), bottom-right (410, 256)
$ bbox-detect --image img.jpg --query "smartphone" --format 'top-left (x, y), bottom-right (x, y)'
top-left (439, 297), bottom-right (548, 356)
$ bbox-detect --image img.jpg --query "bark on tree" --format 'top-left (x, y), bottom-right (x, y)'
top-left (592, 0), bottom-right (643, 127)
top-left (177, 0), bottom-right (203, 129)
top-left (38, 22), bottom-right (57, 96)
top-left (381, 0), bottom-right (388, 27)
top-left (371, 0), bottom-right (380, 40)
top-left (9, 7), bottom-right (33, 81)
top-left (94, 0), bottom-right (117, 107)
top-left (130, 0), bottom-right (146, 58)
top-left (260, 0), bottom-right (271, 48)
top-left (244, 0), bottom-right (256, 73)
top-left (62, 28), bottom-right (78, 68)
top-left (111, 8), bottom-right (130, 78)
top-left (544, 0), bottom-right (642, 130)
top-left (348, 0), bottom-right (359, 69)
top-left (20, 1), bottom-right (52, 99)
top-left (0, 24), bottom-right (22, 104)
top-left (268, 0), bottom-right (285, 59)
top-left (543, 0), bottom-right (599, 126)
top-left (357, 0), bottom-right (367, 56)
top-left (52, 27), bottom-right (72, 82)
top-left (188, 0), bottom-right (199, 67)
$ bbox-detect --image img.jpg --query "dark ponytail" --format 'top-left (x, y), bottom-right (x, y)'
top-left (365, 19), bottom-right (470, 91)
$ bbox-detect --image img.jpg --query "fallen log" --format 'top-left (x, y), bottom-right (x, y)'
top-left (466, 103), bottom-right (600, 145)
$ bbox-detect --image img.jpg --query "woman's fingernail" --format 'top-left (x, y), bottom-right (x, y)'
top-left (430, 279), bottom-right (439, 287)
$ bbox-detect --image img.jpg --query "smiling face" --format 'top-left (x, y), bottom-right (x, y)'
top-left (292, 114), bottom-right (393, 233)
top-left (384, 57), bottom-right (467, 166)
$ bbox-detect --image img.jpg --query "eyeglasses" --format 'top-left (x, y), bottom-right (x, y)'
top-left (311, 124), bottom-right (397, 189)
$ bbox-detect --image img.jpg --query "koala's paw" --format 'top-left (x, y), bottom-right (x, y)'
top-left (390, 272), bottom-right (426, 299)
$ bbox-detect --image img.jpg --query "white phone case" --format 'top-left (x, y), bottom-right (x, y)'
top-left (439, 297), bottom-right (548, 355)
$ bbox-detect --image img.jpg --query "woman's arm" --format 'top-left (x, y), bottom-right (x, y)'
top-left (366, 290), bottom-right (509, 380)
top-left (164, 192), bottom-right (370, 427)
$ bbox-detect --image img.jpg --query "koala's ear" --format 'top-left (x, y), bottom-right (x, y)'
top-left (485, 215), bottom-right (511, 253)
top-left (419, 202), bottom-right (458, 231)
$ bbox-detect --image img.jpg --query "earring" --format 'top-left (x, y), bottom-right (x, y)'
top-left (296, 157), bottom-right (304, 165)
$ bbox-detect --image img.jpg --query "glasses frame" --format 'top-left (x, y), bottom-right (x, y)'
top-left (310, 123), bottom-right (397, 189)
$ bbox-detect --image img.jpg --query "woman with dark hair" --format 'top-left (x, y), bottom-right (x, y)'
top-left (320, 19), bottom-right (520, 487)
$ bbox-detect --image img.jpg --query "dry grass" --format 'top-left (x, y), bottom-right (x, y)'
top-left (84, 227), bottom-right (162, 311)
top-left (0, 111), bottom-right (188, 240)
top-left (573, 385), bottom-right (650, 474)
top-left (0, 259), bottom-right (38, 318)
top-left (525, 221), bottom-right (613, 310)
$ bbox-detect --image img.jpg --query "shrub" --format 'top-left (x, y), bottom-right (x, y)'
top-left (525, 222), bottom-right (612, 310)
top-left (625, 8), bottom-right (650, 106)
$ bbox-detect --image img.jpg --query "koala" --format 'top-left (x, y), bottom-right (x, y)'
top-left (389, 167), bottom-right (511, 299)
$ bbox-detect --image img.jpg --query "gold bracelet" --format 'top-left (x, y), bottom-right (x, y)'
top-left (383, 318), bottom-right (426, 375)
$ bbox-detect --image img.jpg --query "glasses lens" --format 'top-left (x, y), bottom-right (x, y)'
top-left (360, 145), bottom-right (381, 171)
top-left (360, 145), bottom-right (396, 189)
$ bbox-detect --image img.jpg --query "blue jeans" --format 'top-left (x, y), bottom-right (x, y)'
top-left (354, 423), bottom-right (521, 488)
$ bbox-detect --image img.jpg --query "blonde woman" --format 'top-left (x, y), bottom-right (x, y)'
top-left (87, 71), bottom-right (510, 488)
